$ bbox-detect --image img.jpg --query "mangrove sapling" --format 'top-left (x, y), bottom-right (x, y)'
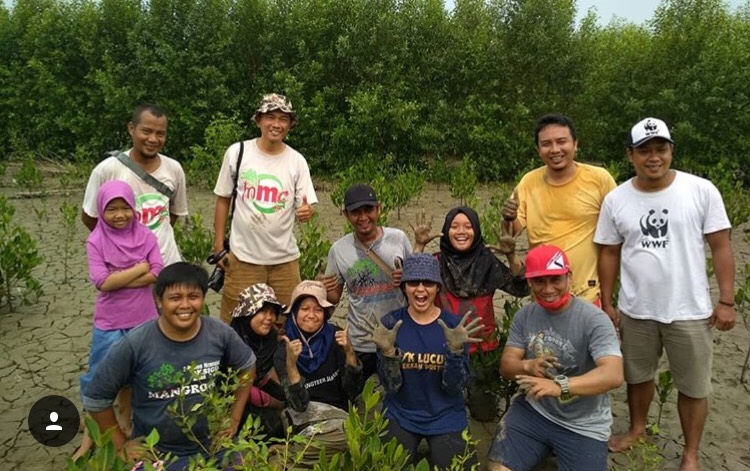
top-left (612, 438), bottom-right (664, 471)
top-left (0, 195), bottom-right (44, 312)
top-left (174, 213), bottom-right (214, 266)
top-left (647, 370), bottom-right (674, 436)
top-left (390, 166), bottom-right (425, 220)
top-left (59, 200), bottom-right (79, 284)
top-left (297, 213), bottom-right (332, 280)
top-left (450, 156), bottom-right (478, 207)
top-left (15, 156), bottom-right (49, 239)
top-left (732, 257), bottom-right (750, 386)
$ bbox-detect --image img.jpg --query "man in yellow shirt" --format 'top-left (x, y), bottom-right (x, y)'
top-left (502, 114), bottom-right (616, 305)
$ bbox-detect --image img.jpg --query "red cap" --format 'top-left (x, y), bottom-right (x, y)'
top-left (525, 245), bottom-right (570, 279)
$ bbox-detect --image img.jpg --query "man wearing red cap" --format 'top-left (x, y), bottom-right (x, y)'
top-left (487, 245), bottom-right (623, 471)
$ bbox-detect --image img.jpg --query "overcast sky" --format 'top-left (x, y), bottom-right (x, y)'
top-left (575, 0), bottom-right (747, 25)
top-left (3, 0), bottom-right (748, 25)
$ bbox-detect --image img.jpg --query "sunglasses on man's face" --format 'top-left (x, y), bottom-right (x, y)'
top-left (405, 280), bottom-right (438, 289)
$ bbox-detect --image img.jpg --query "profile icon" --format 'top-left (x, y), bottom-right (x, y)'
top-left (45, 411), bottom-right (63, 431)
top-left (28, 395), bottom-right (79, 446)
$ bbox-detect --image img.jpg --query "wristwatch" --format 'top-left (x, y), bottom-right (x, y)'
top-left (554, 374), bottom-right (571, 401)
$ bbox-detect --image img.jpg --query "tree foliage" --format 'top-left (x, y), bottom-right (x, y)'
top-left (2, 0), bottom-right (750, 182)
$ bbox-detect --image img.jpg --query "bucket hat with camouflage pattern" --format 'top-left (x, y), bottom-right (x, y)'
top-left (253, 93), bottom-right (298, 125)
top-left (232, 283), bottom-right (286, 318)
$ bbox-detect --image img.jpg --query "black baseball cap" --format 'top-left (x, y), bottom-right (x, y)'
top-left (343, 184), bottom-right (378, 211)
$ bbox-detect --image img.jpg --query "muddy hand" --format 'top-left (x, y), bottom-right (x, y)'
top-left (523, 355), bottom-right (561, 378)
top-left (362, 315), bottom-right (402, 357)
top-left (409, 210), bottom-right (442, 249)
top-left (491, 220), bottom-right (517, 255)
top-left (438, 310), bottom-right (483, 354)
top-left (391, 257), bottom-right (403, 286)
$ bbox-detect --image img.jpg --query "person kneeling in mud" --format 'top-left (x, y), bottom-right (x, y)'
top-left (230, 283), bottom-right (287, 438)
top-left (363, 253), bottom-right (482, 470)
top-left (487, 246), bottom-right (622, 471)
top-left (273, 280), bottom-right (364, 468)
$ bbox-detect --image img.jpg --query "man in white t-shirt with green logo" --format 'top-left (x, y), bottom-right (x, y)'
top-left (81, 103), bottom-right (189, 265)
top-left (213, 94), bottom-right (317, 323)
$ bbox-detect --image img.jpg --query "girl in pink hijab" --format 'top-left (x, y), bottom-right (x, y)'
top-left (75, 180), bottom-right (164, 459)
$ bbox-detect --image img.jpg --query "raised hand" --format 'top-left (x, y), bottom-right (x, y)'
top-left (501, 189), bottom-right (519, 222)
top-left (391, 257), bottom-right (403, 286)
top-left (437, 310), bottom-right (483, 354)
top-left (334, 324), bottom-right (354, 353)
top-left (295, 195), bottom-right (315, 222)
top-left (409, 211), bottom-right (442, 250)
top-left (488, 219), bottom-right (517, 256)
top-left (281, 335), bottom-right (303, 363)
top-left (362, 315), bottom-right (403, 357)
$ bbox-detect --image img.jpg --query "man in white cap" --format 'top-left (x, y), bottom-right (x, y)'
top-left (213, 93), bottom-right (317, 322)
top-left (595, 117), bottom-right (736, 471)
top-left (487, 245), bottom-right (622, 471)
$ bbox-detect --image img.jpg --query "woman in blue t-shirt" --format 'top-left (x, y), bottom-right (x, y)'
top-left (363, 253), bottom-right (482, 469)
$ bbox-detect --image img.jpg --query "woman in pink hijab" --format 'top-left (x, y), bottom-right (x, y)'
top-left (74, 180), bottom-right (164, 459)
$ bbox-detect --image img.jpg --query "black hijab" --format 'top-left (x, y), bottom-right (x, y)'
top-left (438, 206), bottom-right (516, 298)
top-left (231, 308), bottom-right (278, 379)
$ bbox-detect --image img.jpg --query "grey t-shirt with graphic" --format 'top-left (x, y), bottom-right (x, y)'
top-left (326, 228), bottom-right (412, 352)
top-left (82, 317), bottom-right (255, 457)
top-left (507, 298), bottom-right (621, 441)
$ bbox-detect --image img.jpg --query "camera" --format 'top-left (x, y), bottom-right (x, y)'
top-left (206, 248), bottom-right (228, 293)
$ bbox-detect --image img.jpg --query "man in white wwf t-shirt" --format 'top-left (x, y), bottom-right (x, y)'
top-left (81, 103), bottom-right (189, 265)
top-left (213, 93), bottom-right (317, 323)
top-left (595, 117), bottom-right (736, 471)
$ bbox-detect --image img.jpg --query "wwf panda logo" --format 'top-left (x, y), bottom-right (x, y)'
top-left (644, 119), bottom-right (658, 133)
top-left (640, 209), bottom-right (669, 238)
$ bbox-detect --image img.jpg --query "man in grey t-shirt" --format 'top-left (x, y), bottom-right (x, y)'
top-left (321, 184), bottom-right (412, 379)
top-left (487, 245), bottom-right (622, 471)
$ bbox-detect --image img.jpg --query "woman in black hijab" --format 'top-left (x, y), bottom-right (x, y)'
top-left (414, 206), bottom-right (528, 354)
top-left (414, 206), bottom-right (528, 422)
top-left (230, 283), bottom-right (286, 438)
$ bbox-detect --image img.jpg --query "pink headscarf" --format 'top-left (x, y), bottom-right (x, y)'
top-left (86, 180), bottom-right (159, 269)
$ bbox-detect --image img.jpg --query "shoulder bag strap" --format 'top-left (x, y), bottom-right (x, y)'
top-left (353, 235), bottom-right (394, 278)
top-left (113, 151), bottom-right (175, 200)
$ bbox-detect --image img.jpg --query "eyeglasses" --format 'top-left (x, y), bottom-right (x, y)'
top-left (405, 280), bottom-right (438, 288)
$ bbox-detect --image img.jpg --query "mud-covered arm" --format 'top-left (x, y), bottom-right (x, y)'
top-left (274, 344), bottom-right (310, 412)
top-left (377, 352), bottom-right (403, 394)
top-left (441, 349), bottom-right (469, 396)
top-left (494, 255), bottom-right (529, 298)
top-left (341, 358), bottom-right (365, 400)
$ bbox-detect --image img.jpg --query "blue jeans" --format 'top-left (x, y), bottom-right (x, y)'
top-left (488, 396), bottom-right (608, 471)
top-left (80, 327), bottom-right (130, 400)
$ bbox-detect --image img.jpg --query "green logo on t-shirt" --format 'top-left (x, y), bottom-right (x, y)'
top-left (239, 169), bottom-right (290, 214)
top-left (136, 193), bottom-right (169, 230)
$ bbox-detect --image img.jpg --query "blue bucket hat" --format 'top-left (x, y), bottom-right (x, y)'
top-left (400, 253), bottom-right (443, 286)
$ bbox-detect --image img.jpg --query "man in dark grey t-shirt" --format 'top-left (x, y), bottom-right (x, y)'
top-left (83, 263), bottom-right (256, 466)
top-left (487, 245), bottom-right (622, 471)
